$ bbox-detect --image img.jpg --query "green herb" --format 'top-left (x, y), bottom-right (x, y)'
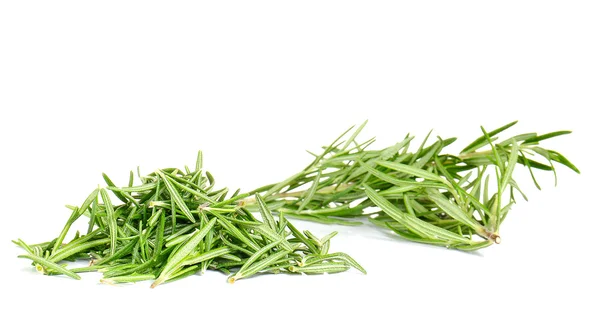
top-left (250, 121), bottom-right (578, 250)
top-left (15, 155), bottom-right (363, 286)
top-left (15, 120), bottom-right (578, 286)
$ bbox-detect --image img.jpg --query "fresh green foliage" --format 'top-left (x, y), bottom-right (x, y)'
top-left (14, 120), bottom-right (578, 286)
top-left (15, 159), bottom-right (364, 286)
top-left (251, 121), bottom-right (578, 250)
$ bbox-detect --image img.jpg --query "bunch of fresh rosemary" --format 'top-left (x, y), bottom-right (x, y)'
top-left (14, 152), bottom-right (365, 286)
top-left (251, 121), bottom-right (579, 250)
top-left (15, 120), bottom-right (578, 285)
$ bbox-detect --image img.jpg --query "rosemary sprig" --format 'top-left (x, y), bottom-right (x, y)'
top-left (251, 121), bottom-right (579, 250)
top-left (14, 152), bottom-right (365, 286)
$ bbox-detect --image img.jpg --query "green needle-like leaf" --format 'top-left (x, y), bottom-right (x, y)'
top-left (101, 274), bottom-right (156, 285)
top-left (152, 217), bottom-right (216, 288)
top-left (196, 150), bottom-right (203, 172)
top-left (341, 120), bottom-right (368, 151)
top-left (500, 140), bottom-right (519, 193)
top-left (51, 207), bottom-right (81, 255)
top-left (229, 249), bottom-right (290, 283)
top-left (297, 170), bottom-right (321, 212)
top-left (375, 160), bottom-right (443, 182)
top-left (426, 189), bottom-right (489, 238)
top-left (181, 246), bottom-right (231, 266)
top-left (255, 194), bottom-right (277, 230)
top-left (290, 263), bottom-right (350, 274)
top-left (18, 254), bottom-right (81, 280)
top-left (523, 130), bottom-right (572, 144)
top-left (461, 121), bottom-right (518, 154)
top-left (233, 237), bottom-right (284, 276)
top-left (157, 171), bottom-right (197, 223)
top-left (107, 182), bottom-right (158, 193)
top-left (49, 238), bottom-right (111, 263)
top-left (364, 185), bottom-right (471, 244)
top-left (102, 173), bottom-right (129, 203)
top-left (100, 188), bottom-right (118, 256)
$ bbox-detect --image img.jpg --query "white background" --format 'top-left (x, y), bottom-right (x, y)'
top-left (1, 1), bottom-right (598, 328)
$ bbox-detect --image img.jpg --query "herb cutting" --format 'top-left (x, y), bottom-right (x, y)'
top-left (251, 121), bottom-right (579, 250)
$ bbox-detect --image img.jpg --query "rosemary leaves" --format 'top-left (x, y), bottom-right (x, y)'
top-left (14, 121), bottom-right (578, 285)
top-left (14, 152), bottom-right (365, 286)
top-left (251, 121), bottom-right (579, 250)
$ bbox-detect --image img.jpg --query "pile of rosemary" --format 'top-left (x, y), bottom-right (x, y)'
top-left (14, 153), bottom-right (365, 287)
top-left (15, 121), bottom-right (578, 285)
top-left (252, 121), bottom-right (579, 250)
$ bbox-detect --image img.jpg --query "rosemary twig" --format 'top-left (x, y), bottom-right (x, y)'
top-left (253, 121), bottom-right (579, 250)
